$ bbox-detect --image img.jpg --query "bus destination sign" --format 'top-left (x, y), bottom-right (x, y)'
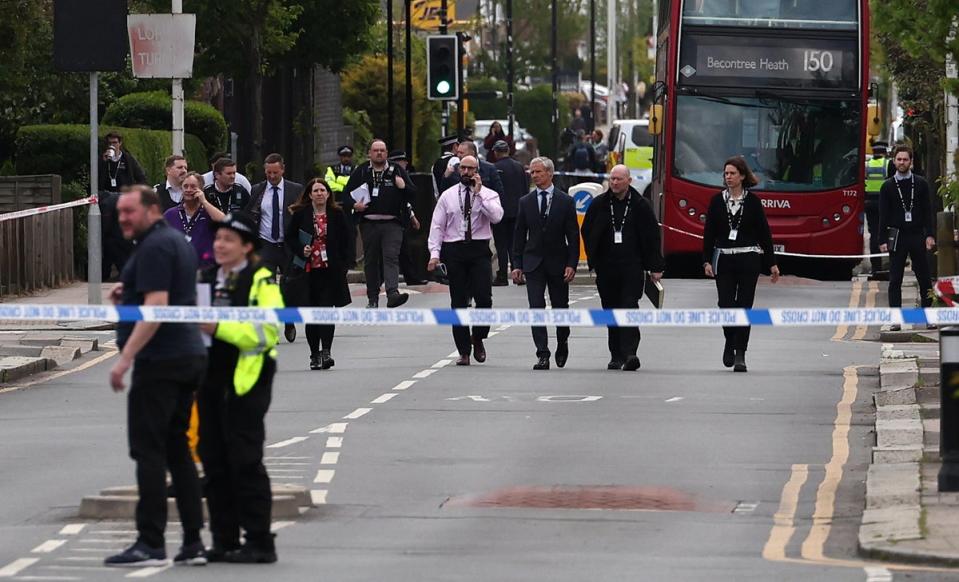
top-left (679, 35), bottom-right (857, 89)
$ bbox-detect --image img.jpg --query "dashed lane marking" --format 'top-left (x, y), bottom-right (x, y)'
top-left (342, 408), bottom-right (371, 420)
top-left (864, 566), bottom-right (893, 581)
top-left (0, 558), bottom-right (39, 577)
top-left (431, 360), bottom-right (451, 369)
top-left (57, 525), bottom-right (85, 536)
top-left (371, 393), bottom-right (397, 404)
top-left (412, 369), bottom-right (437, 379)
top-left (393, 380), bottom-right (416, 390)
top-left (266, 436), bottom-right (309, 449)
top-left (313, 470), bottom-right (335, 484)
top-left (30, 541), bottom-right (66, 554)
top-left (326, 437), bottom-right (343, 448)
top-left (665, 397), bottom-right (684, 403)
top-left (310, 490), bottom-right (328, 505)
top-left (310, 422), bottom-right (348, 434)
top-left (320, 452), bottom-right (340, 465)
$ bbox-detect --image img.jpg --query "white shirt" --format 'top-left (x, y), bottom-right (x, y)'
top-left (202, 170), bottom-right (253, 193)
top-left (166, 180), bottom-right (184, 204)
top-left (259, 180), bottom-right (285, 243)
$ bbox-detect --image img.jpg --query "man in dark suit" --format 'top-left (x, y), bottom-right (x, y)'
top-left (491, 140), bottom-right (529, 286)
top-left (155, 155), bottom-right (189, 211)
top-left (511, 156), bottom-right (580, 370)
top-left (246, 153), bottom-right (304, 342)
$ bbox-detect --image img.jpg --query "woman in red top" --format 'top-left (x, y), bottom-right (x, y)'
top-left (285, 179), bottom-right (352, 370)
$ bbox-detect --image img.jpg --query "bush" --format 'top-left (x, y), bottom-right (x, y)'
top-left (15, 125), bottom-right (207, 186)
top-left (102, 91), bottom-right (227, 156)
top-left (514, 85), bottom-right (570, 159)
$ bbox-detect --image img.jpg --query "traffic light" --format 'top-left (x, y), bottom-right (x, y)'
top-left (427, 35), bottom-right (460, 101)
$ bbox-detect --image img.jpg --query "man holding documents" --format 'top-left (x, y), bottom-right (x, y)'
top-left (581, 165), bottom-right (664, 372)
top-left (879, 144), bottom-right (935, 327)
top-left (511, 157), bottom-right (580, 371)
top-left (344, 140), bottom-right (414, 308)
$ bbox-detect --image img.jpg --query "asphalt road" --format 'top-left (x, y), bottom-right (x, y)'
top-left (0, 276), bottom-right (954, 581)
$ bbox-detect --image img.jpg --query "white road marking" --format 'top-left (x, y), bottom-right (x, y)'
top-left (310, 490), bottom-right (328, 505)
top-left (447, 351), bottom-right (460, 358)
top-left (733, 501), bottom-right (759, 513)
top-left (326, 437), bottom-right (343, 448)
top-left (54, 557), bottom-right (100, 562)
top-left (14, 576), bottom-right (80, 581)
top-left (393, 380), bottom-right (417, 390)
top-left (313, 470), bottom-right (335, 484)
top-left (431, 360), bottom-right (451, 369)
top-left (272, 521), bottom-right (295, 532)
top-left (446, 395), bottom-right (492, 402)
top-left (487, 332), bottom-right (498, 337)
top-left (535, 395), bottom-right (602, 402)
top-left (665, 397), bottom-right (684, 403)
top-left (320, 452), bottom-right (340, 465)
top-left (266, 436), bottom-right (309, 449)
top-left (343, 408), bottom-right (371, 420)
top-left (263, 461), bottom-right (310, 466)
top-left (0, 558), bottom-right (39, 577)
top-left (58, 525), bottom-right (85, 536)
top-left (864, 567), bottom-right (892, 581)
top-left (412, 369), bottom-right (437, 379)
top-left (31, 540), bottom-right (66, 554)
top-left (310, 422), bottom-right (348, 434)
top-left (370, 393), bottom-right (397, 404)
top-left (125, 564), bottom-right (171, 577)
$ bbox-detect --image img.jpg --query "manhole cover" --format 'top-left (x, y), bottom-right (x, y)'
top-left (445, 485), bottom-right (711, 511)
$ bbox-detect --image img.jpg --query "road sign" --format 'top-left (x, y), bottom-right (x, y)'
top-left (127, 13), bottom-right (196, 78)
top-left (412, 0), bottom-right (455, 30)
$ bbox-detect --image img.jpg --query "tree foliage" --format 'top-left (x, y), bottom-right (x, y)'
top-left (872, 0), bottom-right (959, 96)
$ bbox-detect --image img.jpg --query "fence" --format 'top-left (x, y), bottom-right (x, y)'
top-left (0, 175), bottom-right (75, 298)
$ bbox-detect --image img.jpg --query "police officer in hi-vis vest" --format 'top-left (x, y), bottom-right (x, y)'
top-left (864, 141), bottom-right (890, 274)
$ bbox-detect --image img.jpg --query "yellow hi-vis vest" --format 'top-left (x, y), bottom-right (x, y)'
top-left (325, 166), bottom-right (351, 194)
top-left (213, 266), bottom-right (284, 396)
top-left (865, 157), bottom-right (886, 194)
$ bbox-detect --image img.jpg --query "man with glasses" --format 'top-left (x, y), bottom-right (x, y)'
top-left (427, 156), bottom-right (504, 366)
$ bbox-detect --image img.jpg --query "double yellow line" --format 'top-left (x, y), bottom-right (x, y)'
top-left (831, 280), bottom-right (879, 342)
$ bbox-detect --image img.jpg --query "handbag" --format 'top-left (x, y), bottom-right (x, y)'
top-left (281, 264), bottom-right (310, 307)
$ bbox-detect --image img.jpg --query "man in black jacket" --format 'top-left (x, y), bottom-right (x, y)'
top-left (343, 139), bottom-right (414, 308)
top-left (492, 140), bottom-right (529, 286)
top-left (441, 140), bottom-right (504, 196)
top-left (99, 132), bottom-right (147, 192)
top-left (511, 156), bottom-right (580, 370)
top-left (155, 155), bottom-right (189, 211)
top-left (581, 165), bottom-right (664, 371)
top-left (879, 145), bottom-right (935, 327)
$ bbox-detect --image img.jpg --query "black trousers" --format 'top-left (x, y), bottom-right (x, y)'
top-left (864, 198), bottom-right (883, 271)
top-left (525, 265), bottom-right (570, 357)
top-left (258, 242), bottom-right (291, 275)
top-left (715, 253), bottom-right (762, 352)
top-left (198, 357), bottom-right (276, 550)
top-left (492, 217), bottom-right (517, 275)
top-left (888, 233), bottom-right (933, 308)
top-left (305, 269), bottom-right (337, 354)
top-left (595, 264), bottom-right (644, 360)
top-left (441, 240), bottom-right (493, 355)
top-left (128, 356), bottom-right (206, 548)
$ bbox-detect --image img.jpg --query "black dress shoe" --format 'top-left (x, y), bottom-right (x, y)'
top-left (284, 324), bottom-right (296, 343)
top-left (387, 292), bottom-right (409, 308)
top-left (320, 350), bottom-right (334, 369)
top-left (455, 354), bottom-right (470, 366)
top-left (623, 356), bottom-right (641, 371)
top-left (492, 273), bottom-right (509, 287)
top-left (555, 342), bottom-right (569, 368)
top-left (733, 352), bottom-right (747, 373)
top-left (533, 355), bottom-right (550, 370)
top-left (309, 354), bottom-right (321, 370)
top-left (405, 279), bottom-right (429, 286)
top-left (205, 545), bottom-right (239, 563)
top-left (472, 338), bottom-right (486, 362)
top-left (607, 359), bottom-right (624, 370)
top-left (722, 342), bottom-right (734, 368)
top-left (223, 545), bottom-right (277, 564)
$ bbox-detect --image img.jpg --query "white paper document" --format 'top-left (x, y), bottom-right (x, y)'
top-left (350, 183), bottom-right (371, 205)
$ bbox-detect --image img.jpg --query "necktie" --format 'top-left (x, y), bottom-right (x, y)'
top-left (271, 185), bottom-right (281, 241)
top-left (464, 189), bottom-right (472, 242)
top-left (539, 191), bottom-right (548, 220)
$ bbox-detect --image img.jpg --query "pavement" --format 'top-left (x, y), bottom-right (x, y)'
top-left (858, 278), bottom-right (959, 568)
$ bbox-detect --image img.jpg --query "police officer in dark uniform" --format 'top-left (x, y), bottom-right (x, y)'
top-left (432, 135), bottom-right (459, 198)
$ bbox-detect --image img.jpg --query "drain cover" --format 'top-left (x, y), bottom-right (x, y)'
top-left (445, 485), bottom-right (706, 511)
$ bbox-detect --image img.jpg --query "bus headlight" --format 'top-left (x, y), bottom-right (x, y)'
top-left (688, 208), bottom-right (696, 217)
top-left (678, 199), bottom-right (688, 208)
top-left (699, 213), bottom-right (707, 223)
top-left (822, 218), bottom-right (830, 227)
top-left (842, 205), bottom-right (851, 214)
top-left (833, 213), bottom-right (842, 222)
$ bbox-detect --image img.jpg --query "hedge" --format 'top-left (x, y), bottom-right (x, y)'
top-left (102, 91), bottom-right (227, 156)
top-left (514, 85), bottom-right (570, 159)
top-left (15, 124), bottom-right (207, 186)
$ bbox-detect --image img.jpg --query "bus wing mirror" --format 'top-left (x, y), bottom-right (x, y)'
top-left (866, 104), bottom-right (882, 137)
top-left (649, 104), bottom-right (664, 135)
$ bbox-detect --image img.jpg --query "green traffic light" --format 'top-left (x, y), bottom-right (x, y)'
top-left (436, 80), bottom-right (451, 95)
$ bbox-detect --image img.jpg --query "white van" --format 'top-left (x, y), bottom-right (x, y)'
top-left (607, 119), bottom-right (653, 196)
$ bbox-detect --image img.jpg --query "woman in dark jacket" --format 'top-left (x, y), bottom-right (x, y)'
top-left (285, 178), bottom-right (352, 370)
top-left (702, 157), bottom-right (780, 373)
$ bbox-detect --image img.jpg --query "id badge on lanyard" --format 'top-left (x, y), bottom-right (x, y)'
top-left (728, 228), bottom-right (739, 241)
top-left (904, 211), bottom-right (913, 223)
top-left (372, 186), bottom-right (380, 198)
top-left (614, 230), bottom-right (623, 244)
top-left (320, 248), bottom-right (328, 262)
top-left (110, 178), bottom-right (117, 188)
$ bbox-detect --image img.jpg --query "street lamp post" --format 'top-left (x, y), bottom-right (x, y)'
top-left (551, 0), bottom-right (558, 158)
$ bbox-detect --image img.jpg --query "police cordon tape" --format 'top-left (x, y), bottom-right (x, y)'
top-left (0, 196), bottom-right (98, 223)
top-left (661, 223), bottom-right (887, 259)
top-left (0, 304), bottom-right (956, 327)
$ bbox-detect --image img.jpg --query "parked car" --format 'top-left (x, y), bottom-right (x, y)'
top-left (472, 119), bottom-right (532, 160)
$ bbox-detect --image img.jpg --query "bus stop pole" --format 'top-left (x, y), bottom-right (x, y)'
top-left (939, 327), bottom-right (959, 491)
top-left (88, 72), bottom-right (103, 305)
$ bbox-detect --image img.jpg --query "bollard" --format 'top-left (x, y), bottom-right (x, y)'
top-left (938, 211), bottom-right (956, 278)
top-left (939, 326), bottom-right (959, 491)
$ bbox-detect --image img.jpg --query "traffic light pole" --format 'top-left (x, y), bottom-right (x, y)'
top-left (589, 0), bottom-right (596, 132)
top-left (440, 0), bottom-right (449, 136)
top-left (506, 0), bottom-right (514, 139)
top-left (387, 0), bottom-right (395, 147)
top-left (405, 0), bottom-right (413, 155)
top-left (550, 0), bottom-right (558, 158)
top-left (456, 32), bottom-right (465, 135)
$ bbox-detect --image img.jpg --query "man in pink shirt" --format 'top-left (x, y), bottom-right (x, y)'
top-left (428, 155), bottom-right (504, 366)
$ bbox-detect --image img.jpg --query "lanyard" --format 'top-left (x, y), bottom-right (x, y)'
top-left (895, 176), bottom-right (915, 213)
top-left (724, 190), bottom-right (746, 231)
top-left (458, 186), bottom-right (474, 221)
top-left (609, 196), bottom-right (630, 232)
top-left (178, 204), bottom-right (203, 238)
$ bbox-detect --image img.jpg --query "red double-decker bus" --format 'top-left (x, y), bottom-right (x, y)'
top-left (650, 0), bottom-right (869, 278)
